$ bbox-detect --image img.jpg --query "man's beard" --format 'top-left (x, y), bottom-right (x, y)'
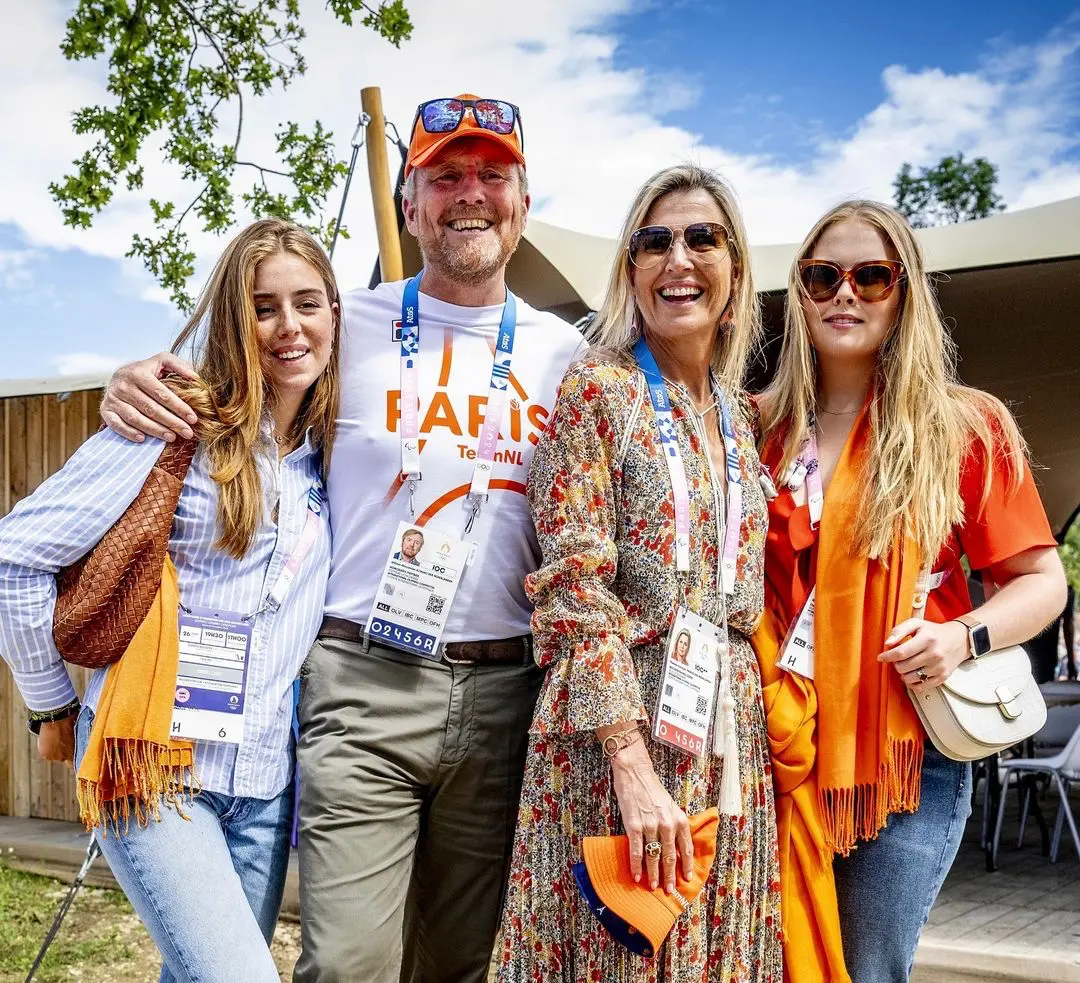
top-left (418, 216), bottom-right (524, 287)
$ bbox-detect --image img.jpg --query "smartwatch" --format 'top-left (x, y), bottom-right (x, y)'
top-left (954, 614), bottom-right (991, 660)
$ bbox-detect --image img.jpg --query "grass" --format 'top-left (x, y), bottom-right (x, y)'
top-left (0, 857), bottom-right (144, 982)
top-left (0, 854), bottom-right (300, 982)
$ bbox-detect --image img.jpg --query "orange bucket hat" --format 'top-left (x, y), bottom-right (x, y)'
top-left (573, 808), bottom-right (719, 958)
top-left (405, 93), bottom-right (525, 176)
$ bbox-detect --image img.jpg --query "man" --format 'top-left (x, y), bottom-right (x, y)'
top-left (99, 95), bottom-right (584, 982)
top-left (394, 528), bottom-right (424, 565)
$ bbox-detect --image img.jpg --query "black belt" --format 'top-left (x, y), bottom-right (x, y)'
top-left (318, 616), bottom-right (534, 667)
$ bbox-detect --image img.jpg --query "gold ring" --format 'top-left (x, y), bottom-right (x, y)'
top-left (644, 840), bottom-right (662, 859)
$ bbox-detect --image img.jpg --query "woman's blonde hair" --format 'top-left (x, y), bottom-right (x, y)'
top-left (760, 199), bottom-right (1025, 561)
top-left (586, 163), bottom-right (761, 391)
top-left (170, 218), bottom-right (341, 558)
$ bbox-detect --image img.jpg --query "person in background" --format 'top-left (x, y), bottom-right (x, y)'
top-left (753, 199), bottom-right (1066, 982)
top-left (0, 219), bottom-right (338, 983)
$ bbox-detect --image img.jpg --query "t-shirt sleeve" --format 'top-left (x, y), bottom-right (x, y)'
top-left (956, 437), bottom-right (1057, 572)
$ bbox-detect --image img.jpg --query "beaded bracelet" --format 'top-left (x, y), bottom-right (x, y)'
top-left (26, 697), bottom-right (81, 735)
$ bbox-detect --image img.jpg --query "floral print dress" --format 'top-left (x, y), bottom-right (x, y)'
top-left (496, 358), bottom-right (782, 983)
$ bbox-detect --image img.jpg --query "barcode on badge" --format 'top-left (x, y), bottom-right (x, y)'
top-left (695, 695), bottom-right (709, 716)
top-left (426, 595), bottom-right (446, 615)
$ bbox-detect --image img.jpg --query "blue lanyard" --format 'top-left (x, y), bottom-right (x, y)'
top-left (399, 272), bottom-right (518, 524)
top-left (632, 337), bottom-right (743, 590)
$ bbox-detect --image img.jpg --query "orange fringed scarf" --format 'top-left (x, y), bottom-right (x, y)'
top-left (76, 557), bottom-right (197, 833)
top-left (752, 402), bottom-right (925, 981)
top-left (813, 404), bottom-right (924, 854)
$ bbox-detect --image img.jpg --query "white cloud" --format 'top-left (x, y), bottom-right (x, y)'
top-left (52, 352), bottom-right (124, 376)
top-left (0, 248), bottom-right (40, 291)
top-left (1, 0), bottom-right (1078, 303)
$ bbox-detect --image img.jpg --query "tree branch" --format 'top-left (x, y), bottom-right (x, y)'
top-left (235, 160), bottom-right (292, 180)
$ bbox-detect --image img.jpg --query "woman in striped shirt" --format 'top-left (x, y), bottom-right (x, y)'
top-left (0, 218), bottom-right (340, 983)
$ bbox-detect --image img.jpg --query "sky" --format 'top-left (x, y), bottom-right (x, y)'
top-left (2, 0), bottom-right (1079, 380)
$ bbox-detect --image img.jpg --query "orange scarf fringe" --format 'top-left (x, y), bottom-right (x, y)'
top-left (76, 558), bottom-right (198, 835)
top-left (818, 738), bottom-right (923, 857)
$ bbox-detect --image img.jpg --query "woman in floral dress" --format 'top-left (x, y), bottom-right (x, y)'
top-left (496, 164), bottom-right (783, 982)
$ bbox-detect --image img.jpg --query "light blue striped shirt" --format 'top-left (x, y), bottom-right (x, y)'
top-left (0, 427), bottom-right (331, 799)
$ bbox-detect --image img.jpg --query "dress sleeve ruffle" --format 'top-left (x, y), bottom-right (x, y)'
top-left (525, 361), bottom-right (647, 735)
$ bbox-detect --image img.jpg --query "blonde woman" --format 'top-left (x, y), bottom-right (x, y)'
top-left (0, 219), bottom-right (339, 983)
top-left (754, 200), bottom-right (1065, 982)
top-left (497, 164), bottom-right (782, 981)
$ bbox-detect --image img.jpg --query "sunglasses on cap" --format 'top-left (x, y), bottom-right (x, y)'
top-left (797, 259), bottom-right (905, 303)
top-left (412, 97), bottom-right (525, 149)
top-left (628, 223), bottom-right (734, 270)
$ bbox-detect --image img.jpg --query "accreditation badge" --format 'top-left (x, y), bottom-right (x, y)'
top-left (652, 607), bottom-right (724, 756)
top-left (776, 587), bottom-right (815, 680)
top-left (172, 607), bottom-right (251, 744)
top-left (366, 521), bottom-right (471, 660)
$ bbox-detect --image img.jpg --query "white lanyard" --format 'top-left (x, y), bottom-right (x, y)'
top-left (632, 337), bottom-right (742, 592)
top-left (399, 273), bottom-right (518, 530)
top-left (264, 482), bottom-right (325, 611)
top-left (782, 414), bottom-right (824, 528)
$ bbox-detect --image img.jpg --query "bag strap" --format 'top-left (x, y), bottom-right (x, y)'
top-left (155, 436), bottom-right (198, 482)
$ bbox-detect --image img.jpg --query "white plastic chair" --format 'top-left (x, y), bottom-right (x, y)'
top-left (991, 719), bottom-right (1080, 867)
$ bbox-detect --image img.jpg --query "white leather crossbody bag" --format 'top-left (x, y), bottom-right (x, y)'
top-left (906, 568), bottom-right (1046, 762)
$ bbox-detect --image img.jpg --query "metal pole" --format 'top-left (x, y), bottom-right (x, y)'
top-left (361, 86), bottom-right (404, 284)
top-left (24, 836), bottom-right (102, 983)
top-left (328, 112), bottom-right (370, 262)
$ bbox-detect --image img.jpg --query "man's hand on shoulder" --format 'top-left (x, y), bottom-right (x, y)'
top-left (101, 353), bottom-right (200, 443)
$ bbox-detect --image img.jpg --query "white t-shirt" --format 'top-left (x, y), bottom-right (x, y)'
top-left (324, 281), bottom-right (585, 642)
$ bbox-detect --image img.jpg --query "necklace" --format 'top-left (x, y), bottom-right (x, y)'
top-left (271, 426), bottom-right (297, 449)
top-left (816, 406), bottom-right (861, 416)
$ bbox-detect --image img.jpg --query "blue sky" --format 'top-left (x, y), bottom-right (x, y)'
top-left (3, 0), bottom-right (1079, 381)
top-left (610, 1), bottom-right (1080, 160)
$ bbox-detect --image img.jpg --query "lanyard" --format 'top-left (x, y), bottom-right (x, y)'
top-left (632, 337), bottom-right (742, 592)
top-left (399, 273), bottom-right (518, 528)
top-left (264, 483), bottom-right (325, 611)
top-left (782, 414), bottom-right (824, 528)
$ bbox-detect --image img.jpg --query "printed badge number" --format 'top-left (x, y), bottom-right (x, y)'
top-left (368, 618), bottom-right (439, 656)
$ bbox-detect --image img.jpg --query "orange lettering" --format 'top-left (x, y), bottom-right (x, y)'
top-left (468, 395), bottom-right (488, 438)
top-left (386, 390), bottom-right (401, 430)
top-left (509, 400), bottom-right (522, 442)
top-left (527, 405), bottom-right (549, 446)
top-left (422, 392), bottom-right (463, 435)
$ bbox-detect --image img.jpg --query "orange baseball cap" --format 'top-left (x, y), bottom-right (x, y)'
top-left (573, 808), bottom-right (719, 958)
top-left (405, 94), bottom-right (525, 176)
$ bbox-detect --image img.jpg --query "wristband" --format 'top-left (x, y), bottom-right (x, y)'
top-left (27, 698), bottom-right (81, 735)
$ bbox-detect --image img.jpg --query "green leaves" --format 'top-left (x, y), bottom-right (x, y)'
top-left (893, 153), bottom-right (1006, 228)
top-left (52, 0), bottom-right (413, 311)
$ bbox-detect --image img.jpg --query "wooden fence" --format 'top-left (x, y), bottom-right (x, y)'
top-left (0, 387), bottom-right (103, 821)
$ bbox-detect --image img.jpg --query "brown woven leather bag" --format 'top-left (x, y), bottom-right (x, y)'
top-left (53, 437), bottom-right (198, 669)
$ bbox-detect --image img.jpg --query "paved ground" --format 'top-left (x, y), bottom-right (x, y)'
top-left (2, 775), bottom-right (1078, 982)
top-left (912, 775), bottom-right (1080, 982)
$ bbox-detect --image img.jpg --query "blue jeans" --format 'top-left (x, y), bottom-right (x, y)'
top-left (75, 707), bottom-right (291, 983)
top-left (833, 741), bottom-right (972, 982)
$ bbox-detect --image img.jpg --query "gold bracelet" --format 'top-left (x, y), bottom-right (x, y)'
top-left (601, 727), bottom-right (642, 760)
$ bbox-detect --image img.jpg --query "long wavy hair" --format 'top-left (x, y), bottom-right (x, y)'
top-left (586, 163), bottom-right (761, 392)
top-left (760, 200), bottom-right (1025, 561)
top-left (169, 219), bottom-right (342, 558)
